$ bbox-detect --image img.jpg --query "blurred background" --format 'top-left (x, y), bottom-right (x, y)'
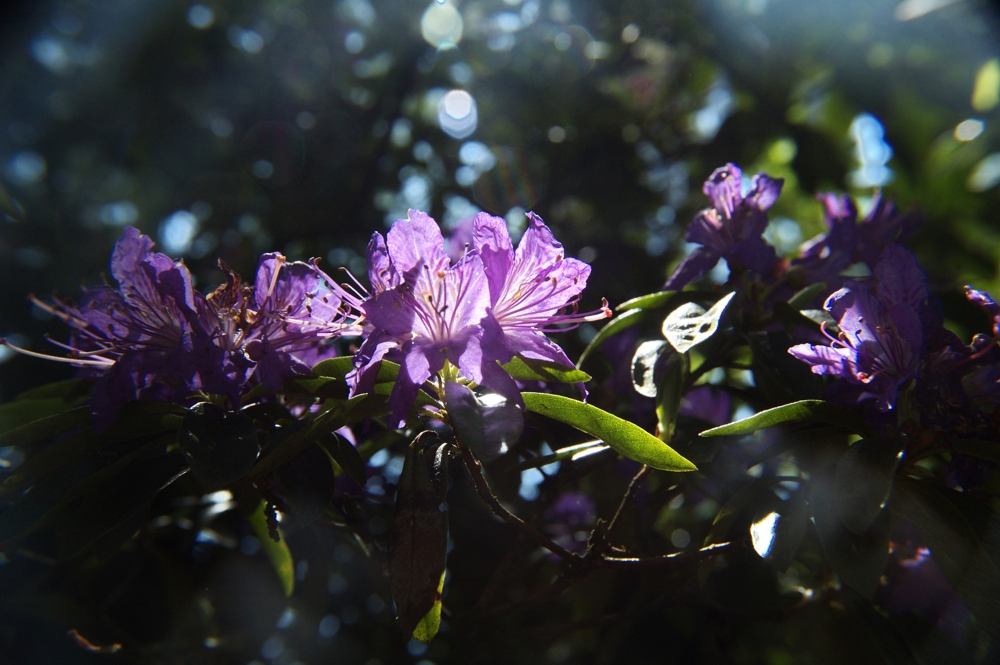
top-left (0, 0), bottom-right (999, 662)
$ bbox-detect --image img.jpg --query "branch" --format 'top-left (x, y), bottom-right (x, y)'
top-left (592, 540), bottom-right (743, 568)
top-left (454, 436), bottom-right (580, 563)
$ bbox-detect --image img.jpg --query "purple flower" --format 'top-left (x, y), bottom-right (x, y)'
top-left (472, 211), bottom-right (610, 374)
top-left (349, 210), bottom-right (608, 429)
top-left (966, 286), bottom-right (1000, 337)
top-left (793, 191), bottom-right (920, 285)
top-left (13, 227), bottom-right (355, 426)
top-left (788, 244), bottom-right (927, 412)
top-left (242, 254), bottom-right (351, 391)
top-left (664, 163), bottom-right (783, 290)
top-left (679, 386), bottom-right (732, 426)
top-left (350, 211), bottom-right (494, 428)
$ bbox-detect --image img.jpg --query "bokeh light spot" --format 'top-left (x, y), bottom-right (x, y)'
top-left (438, 89), bottom-right (478, 138)
top-left (955, 118), bottom-right (984, 141)
top-left (421, 2), bottom-right (463, 48)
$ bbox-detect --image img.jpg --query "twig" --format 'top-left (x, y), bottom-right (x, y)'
top-left (453, 436), bottom-right (580, 563)
top-left (592, 540), bottom-right (742, 568)
top-left (605, 465), bottom-right (651, 539)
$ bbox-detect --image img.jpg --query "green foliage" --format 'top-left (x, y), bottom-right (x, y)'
top-left (699, 399), bottom-right (870, 437)
top-left (522, 392), bottom-right (696, 472)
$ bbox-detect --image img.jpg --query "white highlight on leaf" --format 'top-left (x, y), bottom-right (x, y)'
top-left (661, 291), bottom-right (735, 353)
top-left (751, 511), bottom-right (780, 558)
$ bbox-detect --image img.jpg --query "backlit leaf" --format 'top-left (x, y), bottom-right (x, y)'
top-left (522, 392), bottom-right (696, 471)
top-left (700, 400), bottom-right (869, 438)
top-left (248, 500), bottom-right (295, 597)
top-left (502, 357), bottom-right (591, 383)
top-left (661, 291), bottom-right (735, 354)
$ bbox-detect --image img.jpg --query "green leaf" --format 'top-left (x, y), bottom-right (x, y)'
top-left (311, 356), bottom-right (354, 379)
top-left (890, 479), bottom-right (1000, 636)
top-left (50, 453), bottom-right (187, 560)
top-left (661, 291), bottom-right (735, 354)
top-left (0, 405), bottom-right (183, 499)
top-left (953, 439), bottom-right (1000, 465)
top-left (411, 571), bottom-right (446, 643)
top-left (13, 378), bottom-right (92, 402)
top-left (699, 400), bottom-right (869, 438)
top-left (522, 393), bottom-right (696, 472)
top-left (444, 382), bottom-right (523, 462)
top-left (252, 395), bottom-right (367, 478)
top-left (0, 400), bottom-right (86, 436)
top-left (0, 406), bottom-right (92, 449)
top-left (577, 308), bottom-right (647, 367)
top-left (631, 340), bottom-right (668, 398)
top-left (834, 437), bottom-right (904, 535)
top-left (514, 440), bottom-right (609, 471)
top-left (811, 467), bottom-right (891, 598)
top-left (388, 437), bottom-right (448, 638)
top-left (501, 357), bottom-right (591, 383)
top-left (248, 500), bottom-right (295, 597)
top-left (0, 434), bottom-right (177, 550)
top-left (787, 282), bottom-right (828, 310)
top-left (616, 290), bottom-right (676, 312)
top-left (178, 404), bottom-right (259, 492)
top-left (318, 432), bottom-right (368, 486)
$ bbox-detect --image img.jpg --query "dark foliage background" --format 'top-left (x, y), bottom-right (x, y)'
top-left (1, 0), bottom-right (999, 663)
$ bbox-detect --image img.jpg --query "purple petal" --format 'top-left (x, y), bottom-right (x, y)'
top-left (874, 244), bottom-right (927, 310)
top-left (663, 248), bottom-right (720, 290)
top-left (386, 210), bottom-right (449, 284)
top-left (746, 173), bottom-right (783, 211)
top-left (501, 328), bottom-right (575, 368)
top-left (472, 212), bottom-right (514, 305)
top-left (788, 343), bottom-right (859, 379)
top-left (703, 164), bottom-right (743, 218)
top-left (366, 232), bottom-right (399, 294)
top-left (727, 237), bottom-right (777, 276)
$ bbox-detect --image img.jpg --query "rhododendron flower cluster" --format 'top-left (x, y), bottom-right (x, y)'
top-left (346, 210), bottom-right (610, 428)
top-left (9, 227), bottom-right (356, 426)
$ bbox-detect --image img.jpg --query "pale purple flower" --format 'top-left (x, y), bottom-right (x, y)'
top-left (966, 286), bottom-right (1000, 337)
top-left (793, 191), bottom-right (920, 285)
top-left (472, 211), bottom-right (610, 374)
top-left (788, 244), bottom-right (927, 412)
top-left (350, 211), bottom-right (493, 428)
top-left (9, 227), bottom-right (356, 426)
top-left (664, 163), bottom-right (783, 290)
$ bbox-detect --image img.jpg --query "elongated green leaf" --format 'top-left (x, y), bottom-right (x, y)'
top-left (514, 440), bottom-right (609, 471)
top-left (700, 400), bottom-right (869, 438)
top-left (0, 400), bottom-right (82, 436)
top-left (51, 453), bottom-right (187, 560)
top-left (252, 395), bottom-right (367, 478)
top-left (318, 432), bottom-right (367, 485)
top-left (811, 467), bottom-right (891, 598)
top-left (577, 308), bottom-right (647, 367)
top-left (14, 378), bottom-right (92, 403)
top-left (0, 434), bottom-right (176, 550)
top-left (890, 479), bottom-right (1000, 635)
top-left (178, 404), bottom-right (259, 492)
top-left (311, 356), bottom-right (354, 378)
top-left (616, 290), bottom-right (676, 312)
top-left (0, 408), bottom-right (184, 499)
top-left (834, 437), bottom-right (903, 535)
top-left (787, 282), bottom-right (828, 310)
top-left (389, 437), bottom-right (448, 638)
top-left (248, 500), bottom-right (295, 597)
top-left (502, 357), bottom-right (591, 383)
top-left (411, 571), bottom-right (446, 643)
top-left (522, 393), bottom-right (696, 471)
top-left (0, 406), bottom-right (92, 449)
top-left (953, 439), bottom-right (1000, 464)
